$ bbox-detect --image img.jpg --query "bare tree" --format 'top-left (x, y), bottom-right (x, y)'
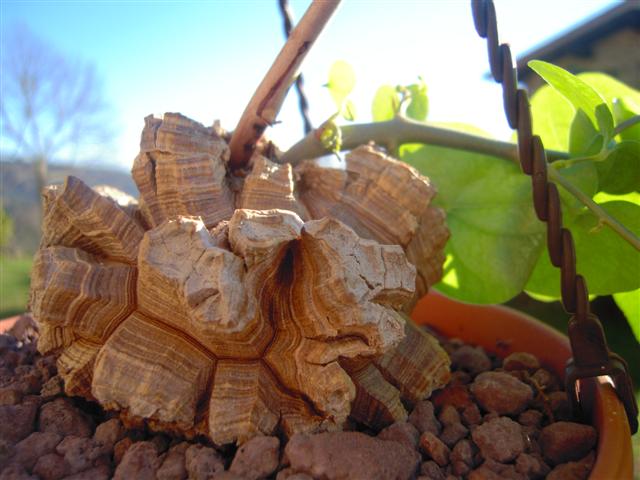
top-left (1, 24), bottom-right (112, 207)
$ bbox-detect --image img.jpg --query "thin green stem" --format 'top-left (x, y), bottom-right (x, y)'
top-left (548, 168), bottom-right (640, 251)
top-left (279, 116), bottom-right (568, 165)
top-left (613, 115), bottom-right (640, 137)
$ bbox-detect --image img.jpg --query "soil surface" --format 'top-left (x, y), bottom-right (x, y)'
top-left (0, 314), bottom-right (597, 480)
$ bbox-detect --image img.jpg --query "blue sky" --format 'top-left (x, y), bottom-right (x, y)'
top-left (1, 0), bottom-right (616, 170)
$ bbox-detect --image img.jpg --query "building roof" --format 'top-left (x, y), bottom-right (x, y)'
top-left (517, 1), bottom-right (640, 82)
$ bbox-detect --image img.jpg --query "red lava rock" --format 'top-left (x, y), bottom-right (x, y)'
top-left (0, 387), bottom-right (23, 406)
top-left (113, 441), bottom-right (160, 480)
top-left (451, 439), bottom-right (475, 466)
top-left (432, 384), bottom-right (473, 410)
top-left (13, 366), bottom-right (43, 394)
top-left (93, 418), bottom-right (125, 454)
top-left (449, 370), bottom-right (472, 385)
top-left (470, 371), bottom-right (533, 415)
top-left (462, 403), bottom-right (482, 426)
top-left (467, 464), bottom-right (502, 480)
top-left (530, 368), bottom-right (559, 392)
top-left (229, 435), bottom-right (279, 480)
top-left (157, 442), bottom-right (189, 480)
top-left (150, 434), bottom-right (171, 454)
top-left (213, 472), bottom-right (246, 480)
top-left (0, 399), bottom-right (39, 444)
top-left (420, 460), bottom-right (446, 480)
top-left (63, 464), bottom-right (111, 480)
top-left (547, 391), bottom-right (571, 420)
top-left (440, 422), bottom-right (468, 448)
top-left (517, 409), bottom-right (543, 427)
top-left (377, 421), bottom-right (420, 452)
top-left (275, 469), bottom-right (314, 480)
top-left (515, 452), bottom-right (550, 478)
top-left (35, 355), bottom-right (57, 382)
top-left (547, 452), bottom-right (595, 480)
top-left (482, 458), bottom-right (527, 479)
top-left (408, 400), bottom-right (441, 435)
top-left (185, 444), bottom-right (225, 480)
top-left (32, 453), bottom-right (69, 480)
top-left (39, 376), bottom-right (64, 401)
top-left (13, 431), bottom-right (62, 469)
top-left (438, 404), bottom-right (461, 426)
top-left (283, 431), bottom-right (420, 480)
top-left (0, 463), bottom-right (37, 480)
top-left (113, 437), bottom-right (134, 465)
top-left (539, 421), bottom-right (597, 465)
top-left (450, 345), bottom-right (491, 376)
top-left (503, 352), bottom-right (540, 373)
top-left (38, 398), bottom-right (94, 438)
top-left (419, 431), bottom-right (450, 467)
top-left (471, 417), bottom-right (524, 463)
top-left (56, 435), bottom-right (106, 474)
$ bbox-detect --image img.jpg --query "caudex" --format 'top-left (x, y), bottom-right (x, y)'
top-left (30, 0), bottom-right (453, 445)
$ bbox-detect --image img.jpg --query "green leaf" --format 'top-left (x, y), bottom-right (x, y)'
top-left (371, 85), bottom-right (399, 122)
top-left (530, 82), bottom-right (574, 151)
top-left (342, 99), bottom-right (356, 121)
top-left (400, 124), bottom-right (545, 304)
top-left (569, 109), bottom-right (602, 156)
top-left (577, 72), bottom-right (640, 113)
top-left (326, 61), bottom-right (356, 110)
top-left (406, 78), bottom-right (428, 121)
top-left (596, 141), bottom-right (640, 194)
top-left (528, 60), bottom-right (613, 133)
top-left (613, 98), bottom-right (640, 142)
top-left (526, 200), bottom-right (640, 297)
top-left (319, 118), bottom-right (342, 153)
top-left (613, 289), bottom-right (640, 343)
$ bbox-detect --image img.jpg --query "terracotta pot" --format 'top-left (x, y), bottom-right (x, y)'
top-left (411, 292), bottom-right (633, 480)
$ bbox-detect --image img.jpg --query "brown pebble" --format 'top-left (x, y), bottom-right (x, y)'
top-left (38, 398), bottom-right (94, 438)
top-left (63, 464), bottom-right (111, 480)
top-left (450, 345), bottom-right (492, 376)
top-left (438, 405), bottom-right (461, 426)
top-left (546, 451), bottom-right (595, 480)
top-left (471, 417), bottom-right (524, 463)
top-left (419, 431), bottom-right (450, 467)
top-left (283, 431), bottom-right (420, 480)
top-left (409, 400), bottom-right (441, 435)
top-left (13, 431), bottom-right (62, 470)
top-left (470, 371), bottom-right (533, 415)
top-left (515, 452), bottom-right (550, 478)
top-left (39, 376), bottom-right (64, 401)
top-left (503, 352), bottom-right (540, 373)
top-left (548, 391), bottom-right (571, 420)
top-left (114, 437), bottom-right (134, 465)
top-left (156, 442), bottom-right (189, 480)
top-left (530, 368), bottom-right (559, 392)
top-left (93, 418), bottom-right (125, 453)
top-left (32, 453), bottom-right (69, 480)
top-left (539, 421), bottom-right (597, 465)
top-left (517, 409), bottom-right (543, 427)
top-left (0, 463), bottom-right (37, 480)
top-left (230, 435), bottom-right (280, 480)
top-left (468, 464), bottom-right (502, 480)
top-left (377, 421), bottom-right (420, 451)
top-left (440, 423), bottom-right (468, 448)
top-left (432, 384), bottom-right (473, 410)
top-left (449, 370), bottom-right (472, 385)
top-left (56, 435), bottom-right (105, 475)
top-left (185, 444), bottom-right (224, 479)
top-left (0, 386), bottom-right (23, 406)
top-left (0, 400), bottom-right (39, 444)
top-left (462, 404), bottom-right (482, 426)
top-left (114, 441), bottom-right (160, 480)
top-left (420, 460), bottom-right (446, 480)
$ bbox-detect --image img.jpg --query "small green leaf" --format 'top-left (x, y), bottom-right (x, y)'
top-left (569, 109), bottom-right (602, 156)
top-left (406, 78), bottom-right (428, 121)
top-left (319, 119), bottom-right (342, 153)
top-left (613, 289), bottom-right (640, 343)
top-left (578, 72), bottom-right (640, 113)
top-left (326, 60), bottom-right (356, 111)
top-left (530, 82), bottom-right (574, 151)
top-left (613, 98), bottom-right (640, 142)
top-left (526, 200), bottom-right (640, 297)
top-left (596, 141), bottom-right (640, 194)
top-left (528, 60), bottom-right (613, 132)
top-left (372, 85), bottom-right (399, 122)
top-left (342, 99), bottom-right (356, 121)
top-left (595, 103), bottom-right (614, 141)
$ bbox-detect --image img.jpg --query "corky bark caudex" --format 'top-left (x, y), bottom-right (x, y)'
top-left (30, 113), bottom-right (450, 445)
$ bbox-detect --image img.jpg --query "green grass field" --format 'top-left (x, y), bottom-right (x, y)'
top-left (0, 255), bottom-right (33, 318)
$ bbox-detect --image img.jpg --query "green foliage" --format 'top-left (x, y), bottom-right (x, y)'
top-left (372, 85), bottom-right (399, 122)
top-left (326, 61), bottom-right (356, 121)
top-left (0, 256), bottom-right (32, 318)
top-left (371, 78), bottom-right (428, 122)
top-left (0, 208), bottom-right (13, 248)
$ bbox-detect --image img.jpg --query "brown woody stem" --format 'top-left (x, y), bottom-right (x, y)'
top-left (228, 0), bottom-right (340, 171)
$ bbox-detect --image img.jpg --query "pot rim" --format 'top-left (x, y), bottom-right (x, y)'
top-left (411, 291), bottom-right (633, 480)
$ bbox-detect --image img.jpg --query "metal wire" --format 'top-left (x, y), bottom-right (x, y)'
top-left (470, 0), bottom-right (638, 434)
top-left (278, 0), bottom-right (314, 135)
